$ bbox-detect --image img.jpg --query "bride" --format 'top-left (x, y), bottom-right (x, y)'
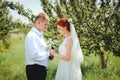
top-left (50, 18), bottom-right (83, 80)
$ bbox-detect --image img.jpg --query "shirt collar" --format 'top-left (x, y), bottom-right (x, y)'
top-left (31, 27), bottom-right (43, 36)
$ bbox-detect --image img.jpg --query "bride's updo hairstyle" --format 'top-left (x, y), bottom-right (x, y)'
top-left (56, 18), bottom-right (70, 31)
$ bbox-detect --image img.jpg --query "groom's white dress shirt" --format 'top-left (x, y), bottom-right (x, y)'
top-left (25, 27), bottom-right (50, 67)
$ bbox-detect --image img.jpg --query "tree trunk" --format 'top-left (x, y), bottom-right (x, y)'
top-left (100, 51), bottom-right (107, 68)
top-left (101, 0), bottom-right (105, 7)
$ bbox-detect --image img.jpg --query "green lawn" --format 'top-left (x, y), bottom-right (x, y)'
top-left (0, 38), bottom-right (120, 80)
top-left (0, 38), bottom-right (58, 80)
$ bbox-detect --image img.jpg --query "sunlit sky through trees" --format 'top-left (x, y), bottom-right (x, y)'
top-left (7, 0), bottom-right (119, 24)
top-left (7, 0), bottom-right (43, 24)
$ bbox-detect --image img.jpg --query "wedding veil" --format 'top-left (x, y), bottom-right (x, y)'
top-left (70, 22), bottom-right (83, 63)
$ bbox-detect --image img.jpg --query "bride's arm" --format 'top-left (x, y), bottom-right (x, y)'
top-left (53, 38), bottom-right (73, 61)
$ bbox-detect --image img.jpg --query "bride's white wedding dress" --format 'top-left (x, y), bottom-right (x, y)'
top-left (55, 36), bottom-right (82, 80)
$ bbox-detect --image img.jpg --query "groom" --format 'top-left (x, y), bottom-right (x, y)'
top-left (25, 12), bottom-right (54, 80)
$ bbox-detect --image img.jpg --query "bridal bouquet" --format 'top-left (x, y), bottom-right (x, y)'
top-left (47, 38), bottom-right (58, 60)
top-left (47, 38), bottom-right (58, 50)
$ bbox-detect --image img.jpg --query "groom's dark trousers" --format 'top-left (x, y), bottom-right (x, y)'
top-left (26, 64), bottom-right (47, 80)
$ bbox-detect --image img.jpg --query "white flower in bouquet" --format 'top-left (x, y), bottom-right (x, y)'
top-left (47, 38), bottom-right (58, 50)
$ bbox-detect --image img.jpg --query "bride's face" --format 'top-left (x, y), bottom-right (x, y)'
top-left (57, 25), bottom-right (66, 35)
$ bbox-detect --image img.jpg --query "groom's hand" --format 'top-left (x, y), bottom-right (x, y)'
top-left (49, 47), bottom-right (54, 60)
top-left (49, 53), bottom-right (54, 60)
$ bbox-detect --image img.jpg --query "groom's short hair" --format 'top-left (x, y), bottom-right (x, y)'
top-left (34, 12), bottom-right (49, 22)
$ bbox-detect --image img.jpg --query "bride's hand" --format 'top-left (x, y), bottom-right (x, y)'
top-left (48, 49), bottom-right (55, 60)
top-left (49, 49), bottom-right (56, 56)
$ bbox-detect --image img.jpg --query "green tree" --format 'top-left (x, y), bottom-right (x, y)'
top-left (40, 0), bottom-right (120, 68)
top-left (0, 0), bottom-right (33, 50)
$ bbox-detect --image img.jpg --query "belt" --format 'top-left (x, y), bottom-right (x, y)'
top-left (26, 64), bottom-right (46, 69)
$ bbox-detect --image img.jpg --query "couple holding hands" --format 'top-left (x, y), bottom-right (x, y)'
top-left (25, 12), bottom-right (83, 80)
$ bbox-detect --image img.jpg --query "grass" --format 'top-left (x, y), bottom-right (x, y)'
top-left (0, 36), bottom-right (58, 80)
top-left (0, 37), bottom-right (120, 80)
top-left (0, 38), bottom-right (26, 80)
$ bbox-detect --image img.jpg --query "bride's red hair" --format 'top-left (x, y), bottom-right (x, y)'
top-left (56, 18), bottom-right (70, 31)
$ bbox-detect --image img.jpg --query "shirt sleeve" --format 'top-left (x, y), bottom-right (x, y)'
top-left (25, 34), bottom-right (50, 61)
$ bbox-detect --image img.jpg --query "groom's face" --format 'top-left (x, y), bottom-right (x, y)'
top-left (38, 20), bottom-right (49, 31)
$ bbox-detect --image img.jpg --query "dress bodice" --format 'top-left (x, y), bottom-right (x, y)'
top-left (58, 36), bottom-right (72, 56)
